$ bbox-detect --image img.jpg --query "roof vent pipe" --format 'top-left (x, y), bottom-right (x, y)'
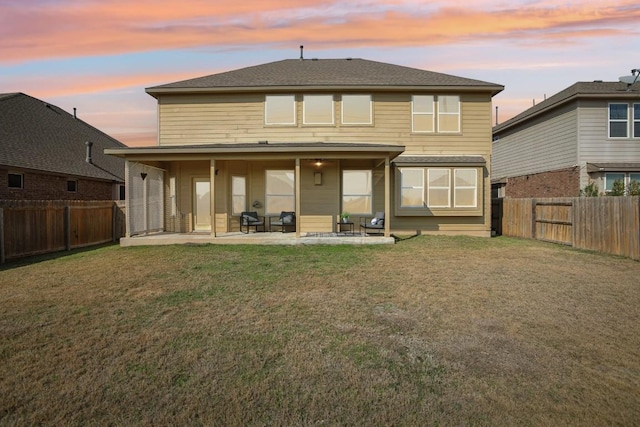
top-left (300, 45), bottom-right (304, 60)
top-left (73, 107), bottom-right (77, 118)
top-left (85, 141), bottom-right (93, 164)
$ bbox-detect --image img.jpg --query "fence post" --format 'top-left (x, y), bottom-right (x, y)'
top-left (0, 208), bottom-right (4, 265)
top-left (65, 205), bottom-right (71, 251)
top-left (531, 198), bottom-right (537, 240)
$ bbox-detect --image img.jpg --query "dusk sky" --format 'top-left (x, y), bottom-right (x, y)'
top-left (2, 0), bottom-right (639, 146)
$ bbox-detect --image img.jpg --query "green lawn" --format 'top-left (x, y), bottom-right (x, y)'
top-left (1, 236), bottom-right (639, 425)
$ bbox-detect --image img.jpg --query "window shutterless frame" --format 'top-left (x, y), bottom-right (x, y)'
top-left (608, 103), bottom-right (629, 138)
top-left (341, 94), bottom-right (372, 125)
top-left (265, 95), bottom-right (296, 125)
top-left (8, 172), bottom-right (23, 189)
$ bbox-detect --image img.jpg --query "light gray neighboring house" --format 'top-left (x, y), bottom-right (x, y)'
top-left (492, 81), bottom-right (640, 198)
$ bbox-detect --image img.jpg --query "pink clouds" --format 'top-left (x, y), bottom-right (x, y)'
top-left (2, 0), bottom-right (639, 63)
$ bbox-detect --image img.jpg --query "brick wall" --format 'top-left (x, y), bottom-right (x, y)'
top-left (505, 167), bottom-right (581, 198)
top-left (1, 169), bottom-right (117, 200)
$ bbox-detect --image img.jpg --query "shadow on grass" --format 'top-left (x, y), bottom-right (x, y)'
top-left (0, 242), bottom-right (119, 271)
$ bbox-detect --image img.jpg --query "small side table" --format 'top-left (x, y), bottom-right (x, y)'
top-left (336, 221), bottom-right (354, 234)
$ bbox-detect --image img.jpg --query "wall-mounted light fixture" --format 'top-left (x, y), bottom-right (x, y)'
top-left (314, 159), bottom-right (323, 168)
top-left (314, 171), bottom-right (322, 185)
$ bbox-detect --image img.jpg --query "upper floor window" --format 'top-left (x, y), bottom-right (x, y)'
top-left (303, 95), bottom-right (334, 125)
top-left (342, 170), bottom-right (372, 214)
top-left (265, 95), bottom-right (296, 125)
top-left (67, 180), bottom-right (77, 192)
top-left (8, 172), bottom-right (23, 189)
top-left (438, 96), bottom-right (461, 133)
top-left (412, 95), bottom-right (460, 133)
top-left (342, 95), bottom-right (372, 125)
top-left (609, 103), bottom-right (629, 138)
top-left (634, 103), bottom-right (640, 138)
top-left (412, 95), bottom-right (434, 132)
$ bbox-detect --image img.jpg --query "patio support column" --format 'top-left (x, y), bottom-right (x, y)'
top-left (124, 160), bottom-right (131, 238)
top-left (210, 159), bottom-right (217, 237)
top-left (384, 157), bottom-right (390, 238)
top-left (295, 158), bottom-right (301, 238)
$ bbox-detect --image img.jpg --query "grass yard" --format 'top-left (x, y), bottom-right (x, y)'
top-left (1, 236), bottom-right (639, 425)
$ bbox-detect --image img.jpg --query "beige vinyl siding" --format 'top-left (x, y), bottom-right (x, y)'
top-left (492, 102), bottom-right (578, 180)
top-left (158, 93), bottom-right (493, 155)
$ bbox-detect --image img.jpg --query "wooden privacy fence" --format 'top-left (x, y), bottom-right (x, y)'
top-left (494, 197), bottom-right (640, 260)
top-left (0, 200), bottom-right (126, 263)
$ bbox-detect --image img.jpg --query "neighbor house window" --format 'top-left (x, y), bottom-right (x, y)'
top-left (8, 172), bottom-right (23, 189)
top-left (438, 96), bottom-right (461, 133)
top-left (400, 168), bottom-right (424, 207)
top-left (342, 170), bottom-right (372, 214)
top-left (342, 95), bottom-right (372, 125)
top-left (454, 169), bottom-right (477, 208)
top-left (634, 103), bottom-right (640, 138)
top-left (609, 103), bottom-right (628, 138)
top-left (427, 169), bottom-right (450, 208)
top-left (67, 180), bottom-right (77, 192)
top-left (265, 170), bottom-right (294, 214)
top-left (631, 173), bottom-right (640, 184)
top-left (605, 173), bottom-right (625, 192)
top-left (412, 95), bottom-right (435, 133)
top-left (265, 95), bottom-right (296, 125)
top-left (231, 176), bottom-right (246, 215)
top-left (303, 95), bottom-right (334, 124)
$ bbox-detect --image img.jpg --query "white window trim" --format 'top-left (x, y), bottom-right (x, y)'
top-left (265, 95), bottom-right (296, 125)
top-left (411, 95), bottom-right (435, 133)
top-left (341, 94), bottom-right (372, 125)
top-left (342, 170), bottom-right (373, 215)
top-left (453, 169), bottom-right (477, 208)
top-left (633, 103), bottom-right (640, 139)
top-left (427, 168), bottom-right (451, 208)
top-left (400, 168), bottom-right (424, 207)
top-left (608, 102), bottom-right (629, 139)
top-left (231, 176), bottom-right (246, 216)
top-left (438, 96), bottom-right (461, 134)
top-left (303, 94), bottom-right (334, 125)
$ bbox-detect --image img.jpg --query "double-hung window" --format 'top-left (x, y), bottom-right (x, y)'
top-left (400, 168), bottom-right (424, 207)
top-left (427, 169), bottom-right (451, 208)
top-left (438, 96), bottom-right (461, 133)
top-left (265, 95), bottom-right (296, 125)
top-left (265, 170), bottom-right (295, 214)
top-left (412, 95), bottom-right (435, 132)
top-left (634, 104), bottom-right (640, 138)
top-left (454, 169), bottom-right (477, 208)
top-left (231, 176), bottom-right (246, 215)
top-left (342, 95), bottom-right (372, 125)
top-left (303, 95), bottom-right (333, 125)
top-left (605, 173), bottom-right (625, 192)
top-left (342, 170), bottom-right (372, 214)
top-left (609, 103), bottom-right (628, 138)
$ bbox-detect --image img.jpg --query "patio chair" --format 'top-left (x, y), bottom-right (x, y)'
top-left (360, 211), bottom-right (385, 234)
top-left (270, 211), bottom-right (296, 233)
top-left (240, 211), bottom-right (265, 233)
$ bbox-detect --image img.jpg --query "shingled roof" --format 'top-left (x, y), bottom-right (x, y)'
top-left (0, 93), bottom-right (125, 182)
top-left (494, 81), bottom-right (639, 133)
top-left (147, 58), bottom-right (503, 95)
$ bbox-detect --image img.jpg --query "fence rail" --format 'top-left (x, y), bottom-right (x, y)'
top-left (0, 200), bottom-right (125, 263)
top-left (493, 197), bottom-right (640, 260)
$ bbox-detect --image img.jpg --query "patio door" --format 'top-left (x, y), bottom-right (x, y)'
top-left (193, 178), bottom-right (211, 231)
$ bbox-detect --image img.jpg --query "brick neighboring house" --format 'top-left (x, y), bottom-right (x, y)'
top-left (492, 81), bottom-right (640, 198)
top-left (0, 93), bottom-right (125, 200)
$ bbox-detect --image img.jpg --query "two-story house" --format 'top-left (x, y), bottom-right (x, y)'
top-left (492, 81), bottom-right (640, 198)
top-left (1, 93), bottom-right (125, 200)
top-left (106, 58), bottom-right (503, 241)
